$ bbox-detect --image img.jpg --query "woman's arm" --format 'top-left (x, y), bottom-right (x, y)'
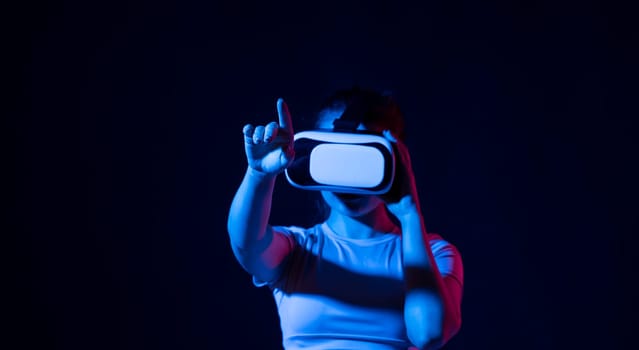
top-left (383, 134), bottom-right (462, 349)
top-left (226, 98), bottom-right (295, 283)
top-left (399, 205), bottom-right (462, 349)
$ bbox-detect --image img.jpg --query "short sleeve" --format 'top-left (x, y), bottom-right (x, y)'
top-left (429, 235), bottom-right (464, 288)
top-left (251, 225), bottom-right (307, 288)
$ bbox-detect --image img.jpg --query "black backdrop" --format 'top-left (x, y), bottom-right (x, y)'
top-left (7, 1), bottom-right (638, 349)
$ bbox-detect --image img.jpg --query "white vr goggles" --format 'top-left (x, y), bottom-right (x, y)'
top-left (284, 130), bottom-right (396, 195)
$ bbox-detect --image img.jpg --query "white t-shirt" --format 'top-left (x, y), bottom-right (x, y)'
top-left (254, 222), bottom-right (463, 350)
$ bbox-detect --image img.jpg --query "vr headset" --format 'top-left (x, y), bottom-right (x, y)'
top-left (284, 100), bottom-right (396, 195)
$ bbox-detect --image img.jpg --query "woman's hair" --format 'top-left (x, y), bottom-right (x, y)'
top-left (315, 86), bottom-right (407, 141)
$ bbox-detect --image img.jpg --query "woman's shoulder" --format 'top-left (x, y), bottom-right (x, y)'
top-left (272, 223), bottom-right (321, 235)
top-left (272, 223), bottom-right (324, 244)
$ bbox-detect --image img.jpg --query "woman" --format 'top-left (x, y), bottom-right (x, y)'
top-left (227, 87), bottom-right (464, 350)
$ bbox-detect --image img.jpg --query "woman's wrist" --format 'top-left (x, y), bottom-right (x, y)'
top-left (246, 166), bottom-right (278, 181)
top-left (388, 195), bottom-right (420, 221)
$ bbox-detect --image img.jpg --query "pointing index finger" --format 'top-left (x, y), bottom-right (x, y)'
top-left (277, 98), bottom-right (293, 133)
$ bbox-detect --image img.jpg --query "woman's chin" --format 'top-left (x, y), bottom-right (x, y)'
top-left (322, 191), bottom-right (380, 216)
top-left (335, 193), bottom-right (362, 202)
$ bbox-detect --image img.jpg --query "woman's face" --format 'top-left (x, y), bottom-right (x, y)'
top-left (320, 191), bottom-right (384, 217)
top-left (316, 107), bottom-right (385, 217)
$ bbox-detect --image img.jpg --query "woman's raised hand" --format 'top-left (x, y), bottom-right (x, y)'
top-left (242, 98), bottom-right (295, 176)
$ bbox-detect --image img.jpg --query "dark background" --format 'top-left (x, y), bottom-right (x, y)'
top-left (7, 0), bottom-right (638, 349)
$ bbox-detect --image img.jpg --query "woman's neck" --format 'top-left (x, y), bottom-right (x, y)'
top-left (326, 205), bottom-right (399, 239)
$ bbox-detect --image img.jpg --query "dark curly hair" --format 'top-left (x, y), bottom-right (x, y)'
top-left (314, 86), bottom-right (407, 141)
